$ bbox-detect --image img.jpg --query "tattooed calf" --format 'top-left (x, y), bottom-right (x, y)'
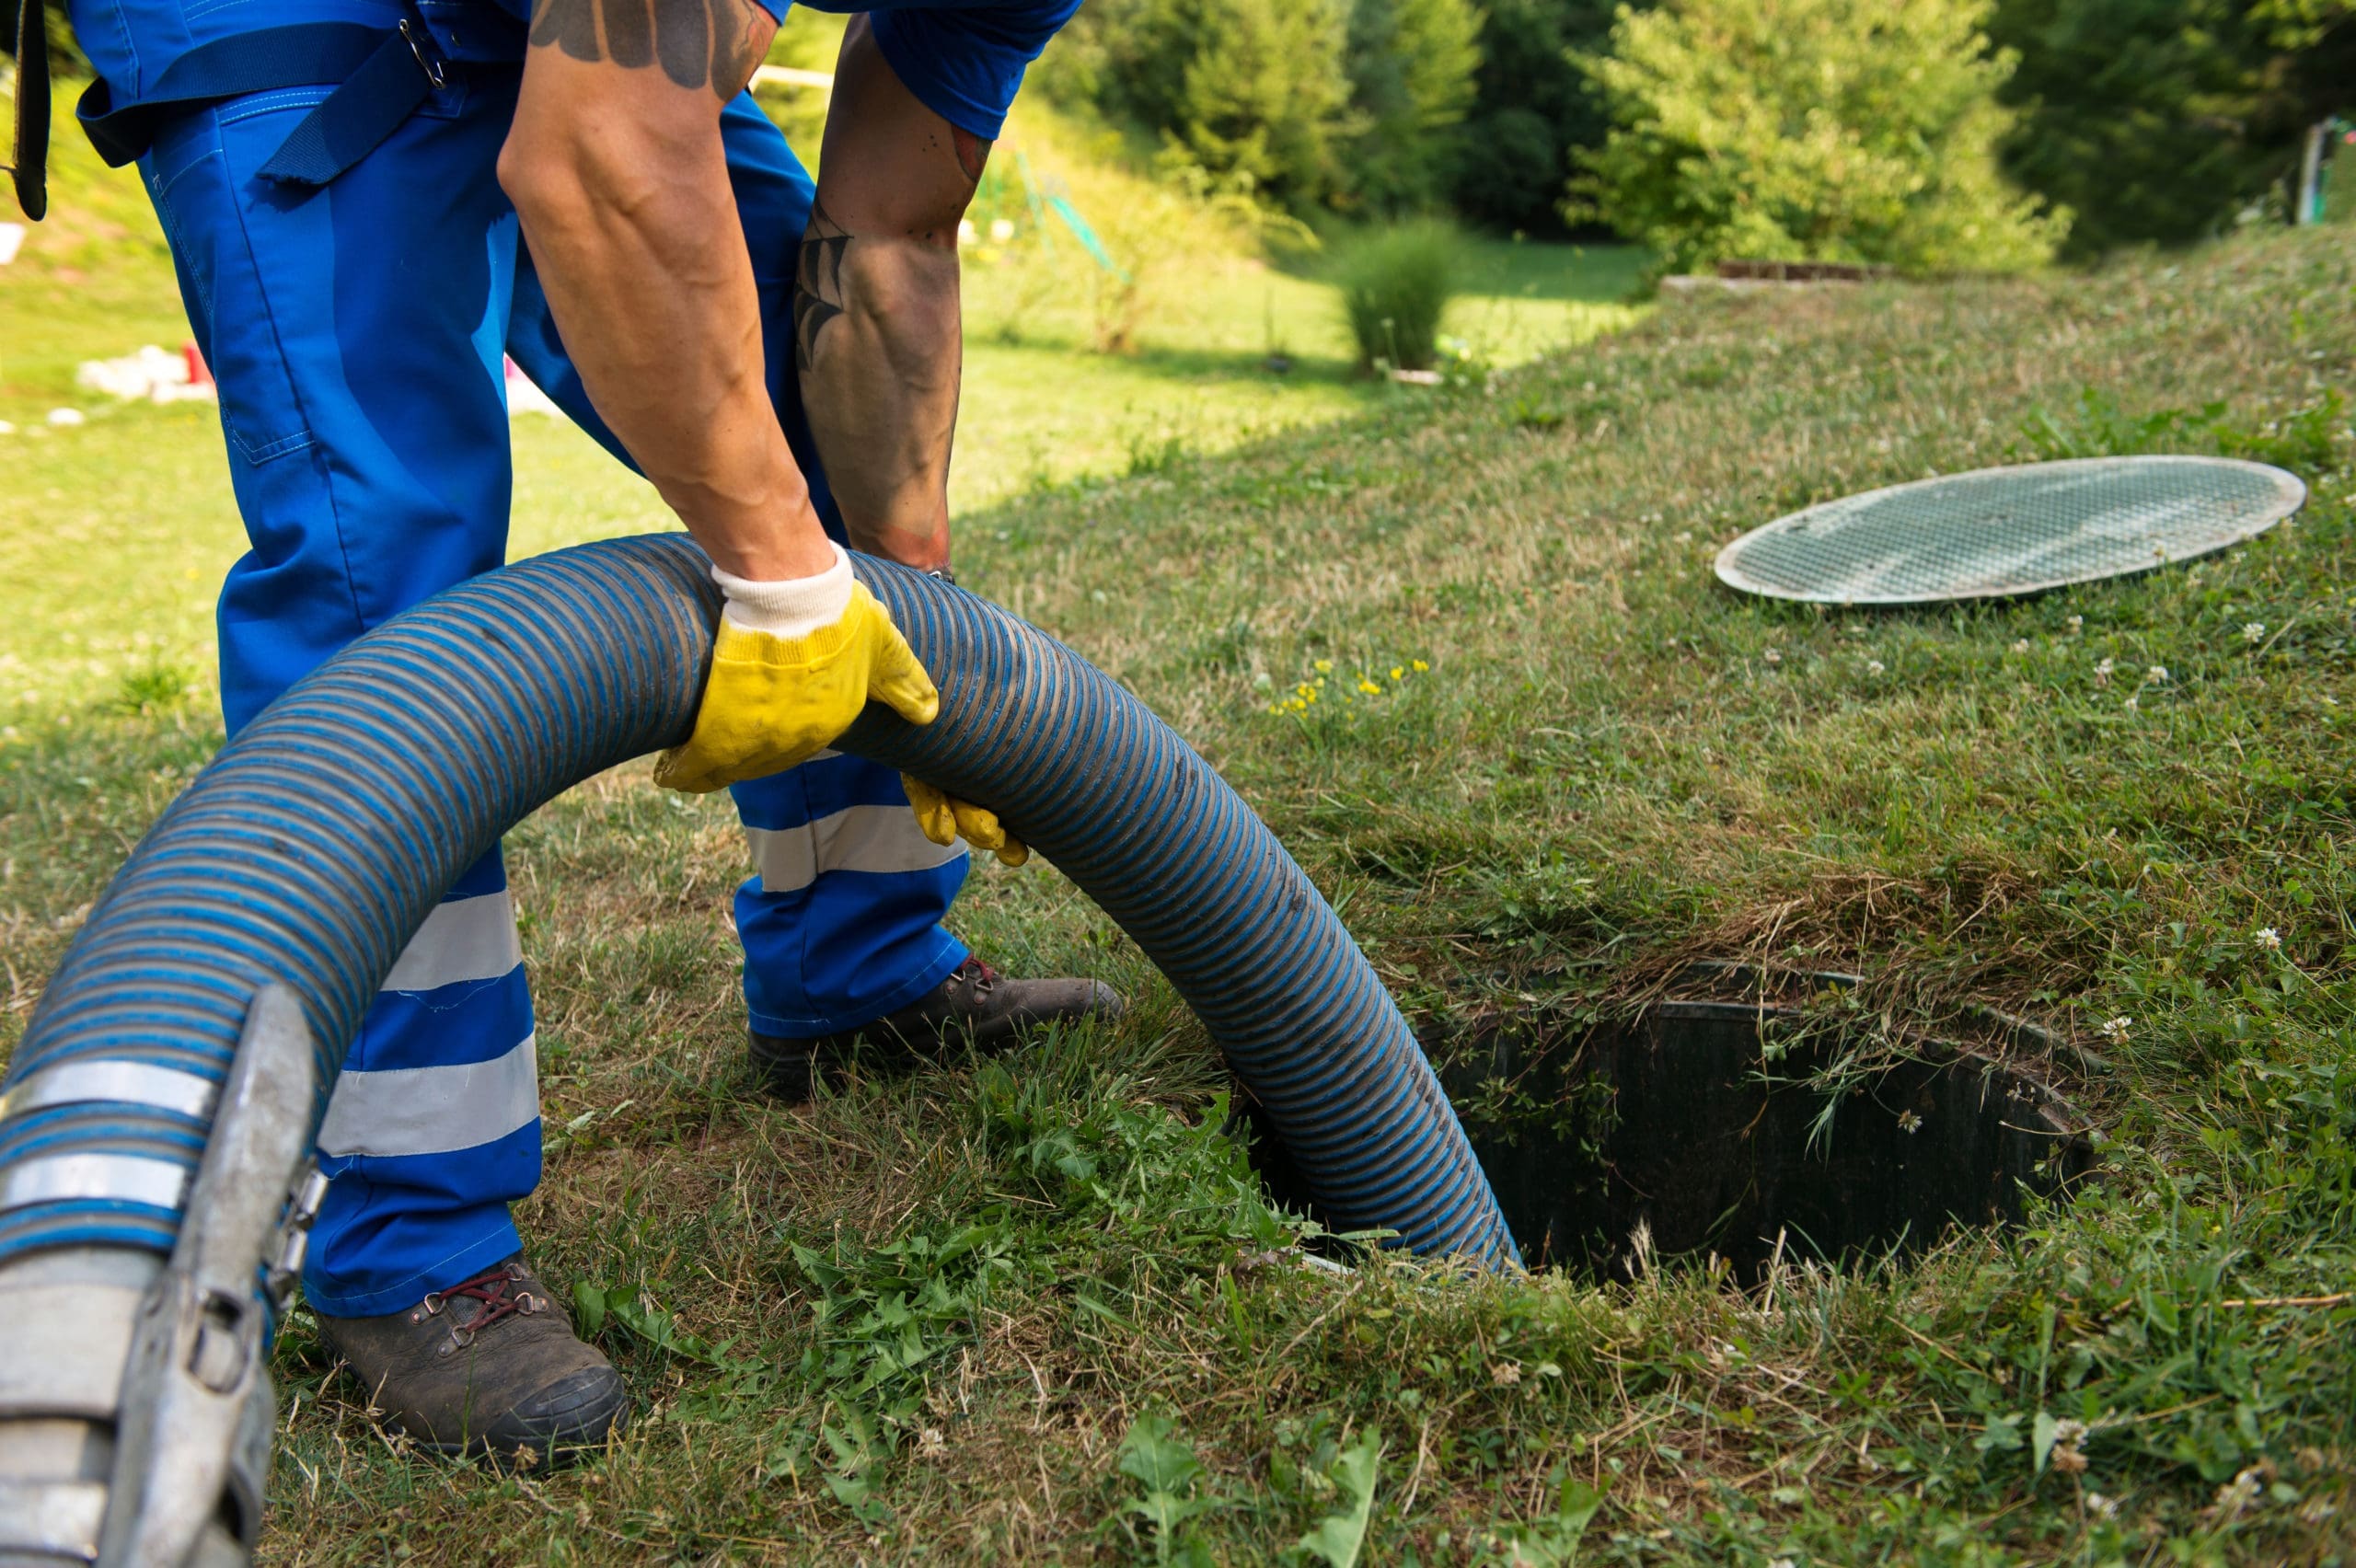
top-left (794, 201), bottom-right (850, 375)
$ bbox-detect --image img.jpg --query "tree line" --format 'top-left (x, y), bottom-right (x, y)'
top-left (1034, 0), bottom-right (2354, 271)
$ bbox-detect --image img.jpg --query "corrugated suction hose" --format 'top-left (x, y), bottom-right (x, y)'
top-left (0, 535), bottom-right (1518, 1271)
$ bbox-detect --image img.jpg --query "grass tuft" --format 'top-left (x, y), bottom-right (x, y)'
top-left (1329, 220), bottom-right (1466, 374)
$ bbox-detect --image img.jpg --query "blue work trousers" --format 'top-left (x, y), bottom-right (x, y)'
top-left (138, 68), bottom-right (969, 1316)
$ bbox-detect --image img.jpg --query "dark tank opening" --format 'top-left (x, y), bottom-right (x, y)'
top-left (1244, 969), bottom-right (2095, 1280)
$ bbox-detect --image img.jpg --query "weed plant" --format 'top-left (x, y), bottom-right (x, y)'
top-left (1330, 220), bottom-right (1464, 373)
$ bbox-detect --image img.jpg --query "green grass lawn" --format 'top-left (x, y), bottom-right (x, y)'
top-left (0, 82), bottom-right (1639, 717)
top-left (6, 86), bottom-right (2356, 1567)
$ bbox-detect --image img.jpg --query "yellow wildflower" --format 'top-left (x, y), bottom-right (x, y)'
top-left (1412, 659), bottom-right (1430, 673)
top-left (1313, 659), bottom-right (1334, 674)
top-left (1357, 679), bottom-right (1381, 696)
top-left (1389, 666), bottom-right (1404, 681)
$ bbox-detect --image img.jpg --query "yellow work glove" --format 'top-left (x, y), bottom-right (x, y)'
top-left (654, 547), bottom-right (940, 794)
top-left (904, 776), bottom-right (1029, 867)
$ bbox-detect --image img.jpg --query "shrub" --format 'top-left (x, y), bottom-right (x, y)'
top-left (958, 110), bottom-right (1282, 357)
top-left (1329, 220), bottom-right (1461, 372)
top-left (1569, 0), bottom-right (2070, 276)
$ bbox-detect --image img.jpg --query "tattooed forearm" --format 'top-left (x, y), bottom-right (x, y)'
top-left (528, 0), bottom-right (771, 98)
top-left (792, 196), bottom-right (964, 565)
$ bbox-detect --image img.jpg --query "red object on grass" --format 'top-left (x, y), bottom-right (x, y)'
top-left (183, 341), bottom-right (214, 387)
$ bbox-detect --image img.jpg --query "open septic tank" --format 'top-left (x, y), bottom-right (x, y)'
top-left (1246, 966), bottom-right (2096, 1279)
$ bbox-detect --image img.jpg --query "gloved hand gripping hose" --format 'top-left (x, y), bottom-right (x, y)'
top-left (0, 535), bottom-right (1515, 1564)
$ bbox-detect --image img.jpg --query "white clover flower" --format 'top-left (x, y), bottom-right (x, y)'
top-left (2212, 1467), bottom-right (2265, 1521)
top-left (2085, 1492), bottom-right (2119, 1520)
top-left (2012, 639), bottom-right (2032, 655)
top-left (2067, 615), bottom-right (2085, 634)
top-left (2095, 658), bottom-right (2115, 686)
top-left (2099, 1015), bottom-right (2132, 1041)
top-left (1898, 1110), bottom-right (1923, 1134)
top-left (2254, 927), bottom-right (2281, 951)
top-left (1763, 648), bottom-right (1783, 664)
top-left (2124, 695), bottom-right (2140, 712)
top-left (1866, 660), bottom-right (1886, 675)
top-left (2244, 622), bottom-right (2267, 644)
top-left (2147, 664), bottom-right (2169, 683)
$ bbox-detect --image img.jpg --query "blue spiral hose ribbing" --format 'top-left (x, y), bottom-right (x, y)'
top-left (0, 535), bottom-right (1517, 1271)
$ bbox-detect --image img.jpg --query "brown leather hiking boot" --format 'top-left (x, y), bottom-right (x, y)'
top-left (318, 1255), bottom-right (629, 1462)
top-left (750, 955), bottom-right (1121, 1101)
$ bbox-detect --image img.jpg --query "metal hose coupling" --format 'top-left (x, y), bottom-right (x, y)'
top-left (0, 986), bottom-right (323, 1567)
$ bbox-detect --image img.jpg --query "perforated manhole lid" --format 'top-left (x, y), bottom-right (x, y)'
top-left (1715, 455), bottom-right (2306, 605)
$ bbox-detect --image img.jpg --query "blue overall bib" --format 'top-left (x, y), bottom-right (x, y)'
top-left (64, 0), bottom-right (1078, 1316)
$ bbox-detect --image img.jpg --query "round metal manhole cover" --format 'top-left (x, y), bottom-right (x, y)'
top-left (1715, 456), bottom-right (2307, 606)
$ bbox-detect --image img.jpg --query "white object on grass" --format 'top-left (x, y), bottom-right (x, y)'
top-left (0, 224), bottom-right (26, 266)
top-left (47, 409), bottom-right (87, 427)
top-left (74, 345), bottom-right (215, 404)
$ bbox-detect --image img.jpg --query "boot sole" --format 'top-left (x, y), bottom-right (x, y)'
top-left (748, 1028), bottom-right (982, 1104)
top-left (400, 1382), bottom-right (632, 1465)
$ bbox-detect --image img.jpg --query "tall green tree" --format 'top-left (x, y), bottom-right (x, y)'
top-left (1040, 0), bottom-right (1487, 213)
top-left (1045, 0), bottom-right (1359, 207)
top-left (1989, 0), bottom-right (2355, 256)
top-left (1341, 0), bottom-right (1485, 213)
top-left (1448, 0), bottom-right (1623, 235)
top-left (1571, 0), bottom-right (2068, 274)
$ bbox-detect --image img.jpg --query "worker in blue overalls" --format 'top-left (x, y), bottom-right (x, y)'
top-left (27, 0), bottom-right (1107, 1457)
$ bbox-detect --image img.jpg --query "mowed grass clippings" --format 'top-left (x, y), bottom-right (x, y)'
top-left (0, 228), bottom-right (2351, 1563)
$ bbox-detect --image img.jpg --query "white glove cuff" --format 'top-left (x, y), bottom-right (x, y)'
top-left (712, 545), bottom-right (855, 640)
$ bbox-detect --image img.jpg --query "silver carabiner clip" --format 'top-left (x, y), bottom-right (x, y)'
top-left (399, 17), bottom-right (449, 91)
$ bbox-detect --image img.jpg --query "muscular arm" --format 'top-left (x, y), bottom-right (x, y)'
top-left (795, 17), bottom-right (990, 571)
top-left (499, 0), bottom-right (835, 581)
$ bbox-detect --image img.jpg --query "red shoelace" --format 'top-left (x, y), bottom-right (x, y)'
top-left (951, 955), bottom-right (1002, 993)
top-left (423, 1262), bottom-right (544, 1344)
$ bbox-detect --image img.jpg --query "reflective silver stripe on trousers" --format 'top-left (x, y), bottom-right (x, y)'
top-left (0, 1060), bottom-right (220, 1123)
top-left (380, 888), bottom-right (524, 992)
top-left (0, 1153), bottom-right (191, 1214)
top-left (745, 802), bottom-right (966, 894)
top-left (0, 1477), bottom-right (108, 1561)
top-left (313, 1033), bottom-right (540, 1160)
